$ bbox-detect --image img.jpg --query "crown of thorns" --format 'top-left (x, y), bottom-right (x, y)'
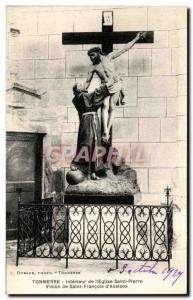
top-left (87, 47), bottom-right (104, 56)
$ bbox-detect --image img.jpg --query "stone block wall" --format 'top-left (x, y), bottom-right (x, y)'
top-left (6, 6), bottom-right (187, 205)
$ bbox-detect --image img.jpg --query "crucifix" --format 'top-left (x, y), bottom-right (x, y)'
top-left (62, 11), bottom-right (153, 54)
top-left (62, 11), bottom-right (154, 155)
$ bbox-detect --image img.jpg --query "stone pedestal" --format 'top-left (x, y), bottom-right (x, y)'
top-left (64, 194), bottom-right (134, 205)
top-left (65, 167), bottom-right (140, 205)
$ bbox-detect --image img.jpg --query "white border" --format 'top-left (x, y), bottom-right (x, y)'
top-left (0, 1), bottom-right (192, 300)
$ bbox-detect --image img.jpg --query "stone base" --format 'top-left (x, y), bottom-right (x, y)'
top-left (65, 167), bottom-right (140, 205)
top-left (64, 193), bottom-right (134, 205)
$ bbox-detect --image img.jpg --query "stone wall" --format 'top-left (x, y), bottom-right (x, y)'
top-left (6, 6), bottom-right (187, 205)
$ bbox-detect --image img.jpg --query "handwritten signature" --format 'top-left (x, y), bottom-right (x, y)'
top-left (118, 262), bottom-right (184, 286)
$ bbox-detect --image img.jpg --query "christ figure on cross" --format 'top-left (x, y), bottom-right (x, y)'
top-left (83, 31), bottom-right (147, 143)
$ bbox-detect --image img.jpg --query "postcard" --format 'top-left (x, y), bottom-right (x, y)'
top-left (6, 5), bottom-right (188, 295)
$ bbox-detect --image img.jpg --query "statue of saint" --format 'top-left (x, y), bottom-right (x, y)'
top-left (67, 81), bottom-right (114, 184)
top-left (83, 32), bottom-right (147, 142)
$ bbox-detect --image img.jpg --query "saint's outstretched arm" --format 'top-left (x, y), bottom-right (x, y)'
top-left (83, 70), bottom-right (94, 90)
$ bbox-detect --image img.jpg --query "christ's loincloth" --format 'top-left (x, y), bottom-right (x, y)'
top-left (105, 79), bottom-right (125, 106)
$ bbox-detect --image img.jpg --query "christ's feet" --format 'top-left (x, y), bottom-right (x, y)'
top-left (102, 132), bottom-right (110, 144)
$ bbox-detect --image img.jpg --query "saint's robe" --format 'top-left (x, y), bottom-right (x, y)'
top-left (71, 84), bottom-right (109, 175)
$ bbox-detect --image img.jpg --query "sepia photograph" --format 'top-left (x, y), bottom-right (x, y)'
top-left (5, 5), bottom-right (188, 295)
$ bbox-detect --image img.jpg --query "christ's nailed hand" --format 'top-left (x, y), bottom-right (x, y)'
top-left (136, 31), bottom-right (147, 40)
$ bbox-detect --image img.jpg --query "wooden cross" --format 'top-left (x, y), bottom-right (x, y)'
top-left (62, 11), bottom-right (154, 54)
top-left (62, 11), bottom-right (154, 156)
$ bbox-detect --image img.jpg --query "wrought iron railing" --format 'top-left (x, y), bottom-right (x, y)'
top-left (16, 188), bottom-right (173, 270)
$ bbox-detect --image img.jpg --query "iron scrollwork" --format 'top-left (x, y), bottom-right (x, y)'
top-left (17, 196), bottom-right (173, 270)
